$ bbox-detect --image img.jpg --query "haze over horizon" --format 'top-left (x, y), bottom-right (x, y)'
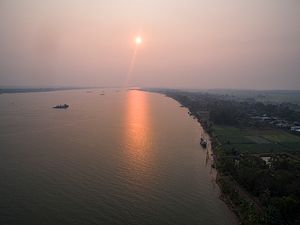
top-left (0, 0), bottom-right (300, 90)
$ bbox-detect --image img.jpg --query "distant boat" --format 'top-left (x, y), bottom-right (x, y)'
top-left (200, 138), bottom-right (207, 148)
top-left (53, 104), bottom-right (69, 109)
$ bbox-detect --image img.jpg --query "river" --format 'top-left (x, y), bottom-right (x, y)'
top-left (0, 89), bottom-right (236, 225)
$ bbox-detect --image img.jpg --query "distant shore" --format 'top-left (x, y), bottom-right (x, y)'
top-left (0, 87), bottom-right (78, 94)
top-left (0, 87), bottom-right (100, 94)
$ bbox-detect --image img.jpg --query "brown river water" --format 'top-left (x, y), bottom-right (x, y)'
top-left (0, 89), bottom-right (236, 225)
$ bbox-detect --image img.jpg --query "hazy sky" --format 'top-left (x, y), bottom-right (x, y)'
top-left (0, 0), bottom-right (300, 89)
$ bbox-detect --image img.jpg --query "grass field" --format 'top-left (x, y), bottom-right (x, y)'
top-left (213, 125), bottom-right (300, 153)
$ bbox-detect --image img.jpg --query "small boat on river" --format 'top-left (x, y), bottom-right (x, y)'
top-left (200, 138), bottom-right (207, 148)
top-left (53, 104), bottom-right (69, 109)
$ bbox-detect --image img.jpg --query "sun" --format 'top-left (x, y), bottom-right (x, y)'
top-left (135, 36), bottom-right (142, 45)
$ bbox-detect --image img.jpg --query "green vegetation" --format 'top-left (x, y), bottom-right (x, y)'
top-left (212, 126), bottom-right (300, 225)
top-left (213, 125), bottom-right (300, 154)
top-left (218, 176), bottom-right (265, 225)
top-left (216, 152), bottom-right (300, 225)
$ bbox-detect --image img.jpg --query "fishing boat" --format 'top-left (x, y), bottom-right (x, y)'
top-left (53, 104), bottom-right (69, 109)
top-left (200, 138), bottom-right (207, 148)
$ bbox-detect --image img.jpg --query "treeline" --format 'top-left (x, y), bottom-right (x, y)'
top-left (164, 91), bottom-right (300, 126)
top-left (218, 152), bottom-right (300, 225)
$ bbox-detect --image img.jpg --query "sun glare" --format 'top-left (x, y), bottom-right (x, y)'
top-left (135, 36), bottom-right (142, 45)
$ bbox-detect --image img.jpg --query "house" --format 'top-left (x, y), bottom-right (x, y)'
top-left (291, 126), bottom-right (300, 131)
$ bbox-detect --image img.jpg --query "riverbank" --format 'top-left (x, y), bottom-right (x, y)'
top-left (190, 112), bottom-right (266, 225)
top-left (158, 93), bottom-right (256, 225)
top-left (146, 89), bottom-right (300, 225)
top-left (199, 122), bottom-right (242, 225)
top-left (142, 89), bottom-right (242, 224)
top-left (203, 133), bottom-right (240, 225)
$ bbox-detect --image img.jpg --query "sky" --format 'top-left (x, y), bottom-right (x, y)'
top-left (0, 0), bottom-right (300, 89)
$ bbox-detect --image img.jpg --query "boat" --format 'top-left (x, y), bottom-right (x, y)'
top-left (53, 104), bottom-right (69, 109)
top-left (200, 138), bottom-right (207, 148)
